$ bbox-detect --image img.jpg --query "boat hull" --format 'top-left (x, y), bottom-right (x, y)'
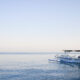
top-left (59, 57), bottom-right (80, 63)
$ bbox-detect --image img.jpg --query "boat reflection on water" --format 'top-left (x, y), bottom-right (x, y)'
top-left (59, 61), bottom-right (80, 69)
top-left (48, 59), bottom-right (80, 69)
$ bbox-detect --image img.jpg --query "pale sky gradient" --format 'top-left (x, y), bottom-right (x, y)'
top-left (0, 0), bottom-right (80, 52)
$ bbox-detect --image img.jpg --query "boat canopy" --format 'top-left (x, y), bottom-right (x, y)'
top-left (63, 50), bottom-right (73, 52)
top-left (74, 50), bottom-right (80, 52)
top-left (63, 50), bottom-right (80, 52)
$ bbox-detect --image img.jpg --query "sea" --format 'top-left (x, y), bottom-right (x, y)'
top-left (0, 52), bottom-right (80, 80)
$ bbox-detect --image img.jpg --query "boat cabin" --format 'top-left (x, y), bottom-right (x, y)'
top-left (63, 50), bottom-right (80, 53)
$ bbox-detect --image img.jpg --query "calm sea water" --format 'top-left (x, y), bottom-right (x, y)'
top-left (0, 52), bottom-right (80, 80)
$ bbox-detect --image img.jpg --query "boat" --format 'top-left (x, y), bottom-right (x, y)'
top-left (49, 50), bottom-right (80, 64)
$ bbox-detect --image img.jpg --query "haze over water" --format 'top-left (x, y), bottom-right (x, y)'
top-left (0, 0), bottom-right (80, 80)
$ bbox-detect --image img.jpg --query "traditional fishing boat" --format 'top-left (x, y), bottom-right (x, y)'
top-left (49, 50), bottom-right (80, 63)
top-left (58, 50), bottom-right (80, 63)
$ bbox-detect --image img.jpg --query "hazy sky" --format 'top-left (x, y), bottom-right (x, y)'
top-left (0, 0), bottom-right (80, 52)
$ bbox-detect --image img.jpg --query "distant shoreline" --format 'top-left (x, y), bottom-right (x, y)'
top-left (0, 52), bottom-right (60, 55)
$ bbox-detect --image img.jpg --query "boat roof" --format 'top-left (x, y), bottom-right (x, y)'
top-left (74, 50), bottom-right (80, 52)
top-left (63, 50), bottom-right (80, 52)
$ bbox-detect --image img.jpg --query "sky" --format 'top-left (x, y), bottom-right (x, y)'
top-left (0, 0), bottom-right (80, 52)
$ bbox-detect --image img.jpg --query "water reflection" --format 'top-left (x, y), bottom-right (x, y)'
top-left (0, 53), bottom-right (80, 80)
top-left (60, 61), bottom-right (80, 69)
